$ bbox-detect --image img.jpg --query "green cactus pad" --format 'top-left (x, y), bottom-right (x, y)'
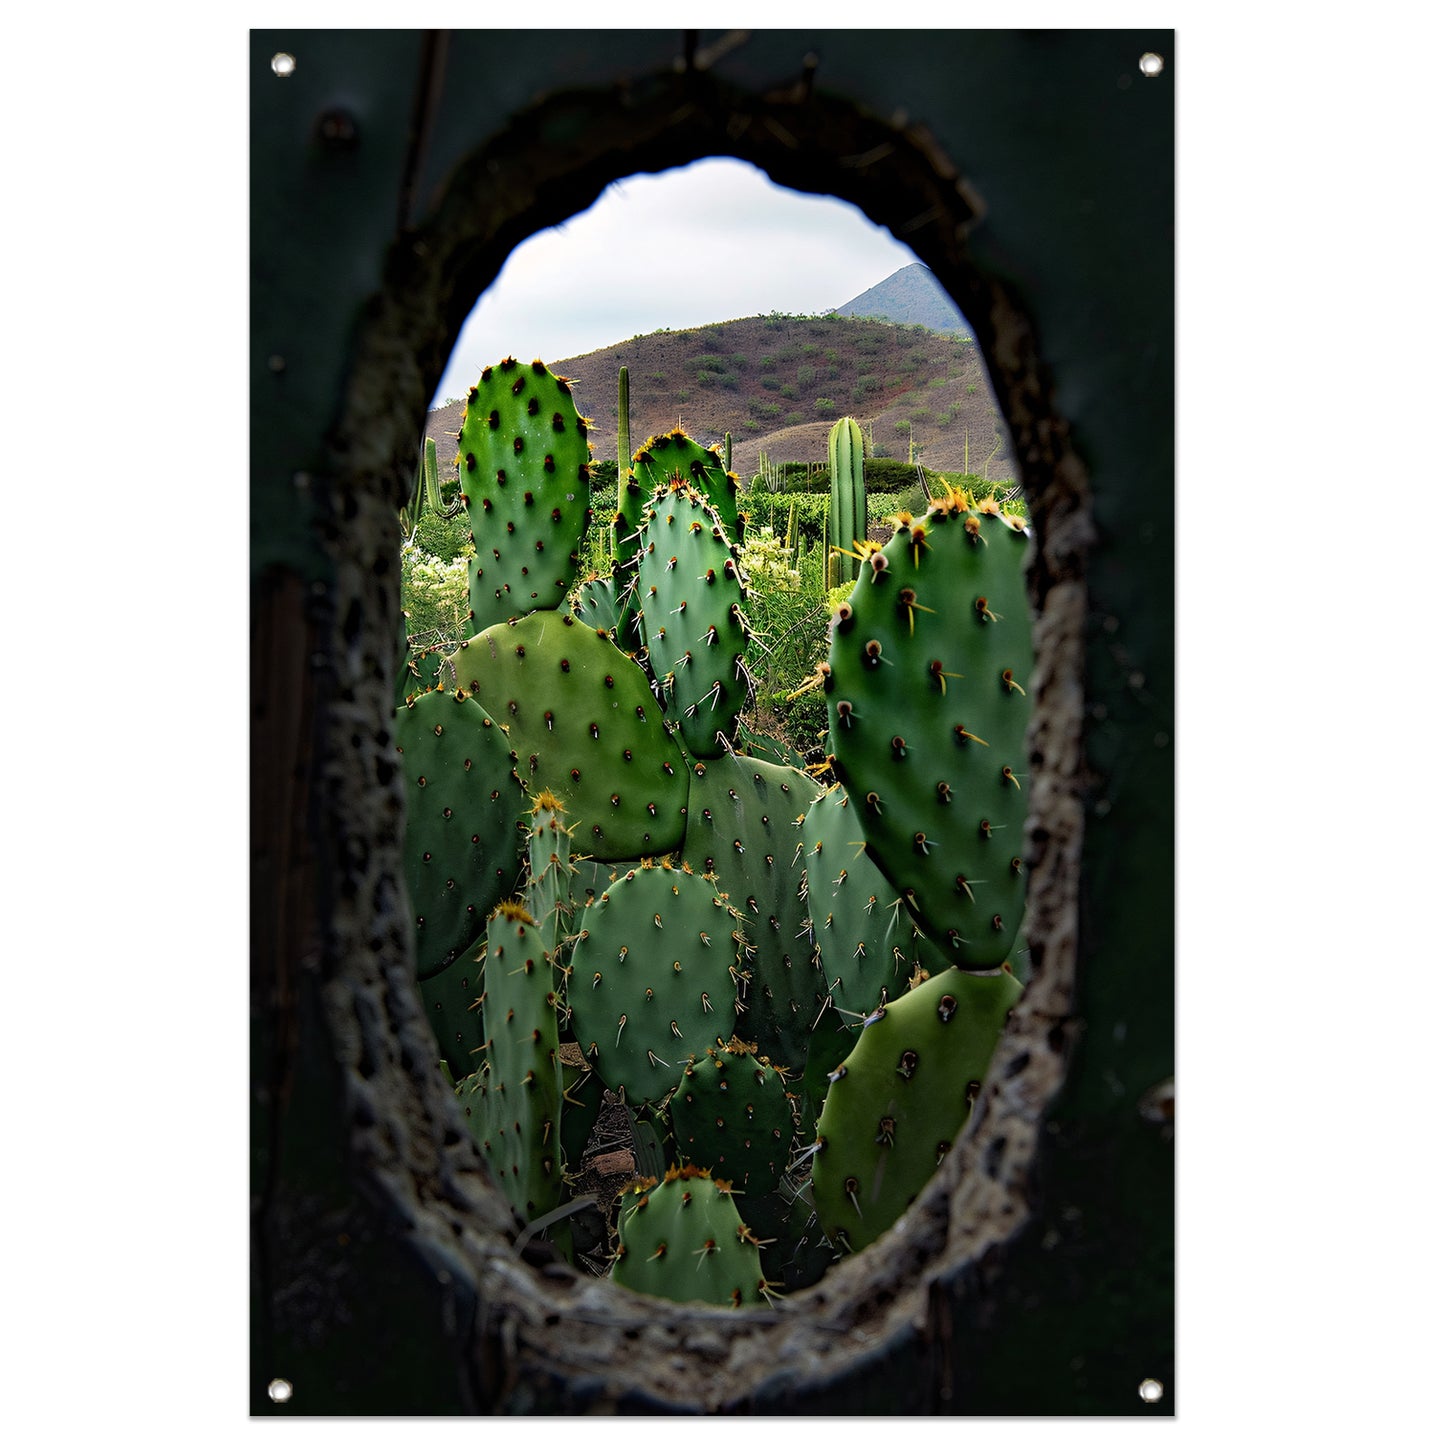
top-left (457, 357), bottom-right (594, 631)
top-left (567, 862), bottom-right (746, 1106)
top-left (811, 964), bottom-right (1022, 1252)
top-left (522, 789), bottom-right (576, 965)
top-left (445, 610), bottom-right (689, 861)
top-left (395, 688), bottom-right (528, 981)
top-left (826, 494), bottom-right (1034, 966)
top-left (678, 751), bottom-right (825, 1075)
top-left (458, 902), bottom-right (566, 1222)
top-left (733, 721), bottom-right (813, 773)
top-left (670, 1038), bottom-right (796, 1213)
top-left (570, 570), bottom-right (624, 637)
top-left (417, 930), bottom-right (487, 1079)
top-left (612, 1164), bottom-right (772, 1307)
top-left (636, 481), bottom-right (754, 758)
top-left (795, 784), bottom-right (951, 1088)
top-left (625, 429), bottom-right (742, 556)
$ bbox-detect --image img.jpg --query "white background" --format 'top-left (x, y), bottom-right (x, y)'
top-left (5, 5), bottom-right (1439, 1439)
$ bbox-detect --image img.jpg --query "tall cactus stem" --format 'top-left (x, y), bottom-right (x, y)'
top-left (828, 416), bottom-right (866, 586)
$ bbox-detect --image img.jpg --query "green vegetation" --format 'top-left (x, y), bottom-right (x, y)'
top-left (400, 356), bottom-right (1032, 1301)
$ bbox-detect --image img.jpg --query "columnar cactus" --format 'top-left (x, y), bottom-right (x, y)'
top-left (617, 364), bottom-right (631, 526)
top-left (826, 416), bottom-right (867, 586)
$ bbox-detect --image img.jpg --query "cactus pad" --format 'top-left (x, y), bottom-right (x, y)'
top-left (811, 964), bottom-right (1022, 1252)
top-left (395, 688), bottom-right (527, 981)
top-left (458, 358), bottom-right (594, 630)
top-left (636, 481), bottom-right (754, 758)
top-left (567, 862), bottom-right (746, 1106)
top-left (612, 1164), bottom-right (772, 1307)
top-left (446, 610), bottom-right (689, 861)
top-left (826, 493), bottom-right (1034, 965)
top-left (459, 902), bottom-right (566, 1222)
top-left (669, 1038), bottom-right (796, 1214)
top-left (678, 751), bottom-right (825, 1075)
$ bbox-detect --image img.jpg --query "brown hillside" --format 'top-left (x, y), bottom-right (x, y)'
top-left (426, 313), bottom-right (1017, 485)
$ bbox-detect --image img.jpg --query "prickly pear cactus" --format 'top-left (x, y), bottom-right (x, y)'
top-left (825, 492), bottom-right (1034, 965)
top-left (626, 429), bottom-right (743, 553)
top-left (458, 901), bottom-right (565, 1222)
top-left (394, 687), bottom-right (527, 981)
top-left (669, 1038), bottom-right (795, 1217)
top-left (522, 788), bottom-right (575, 964)
top-left (566, 861), bottom-right (746, 1106)
top-left (612, 1164), bottom-right (773, 1307)
top-left (678, 751), bottom-right (825, 1075)
top-left (796, 783), bottom-right (952, 1092)
top-left (457, 358), bottom-right (594, 631)
top-left (635, 481), bottom-right (753, 758)
top-left (615, 429), bottom-right (742, 651)
top-left (570, 571), bottom-right (623, 636)
top-left (417, 935), bottom-right (488, 1081)
top-left (445, 610), bottom-right (689, 861)
top-left (810, 964), bottom-right (1022, 1252)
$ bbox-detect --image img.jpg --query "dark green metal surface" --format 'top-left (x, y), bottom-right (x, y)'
top-left (252, 27), bottom-right (1173, 1415)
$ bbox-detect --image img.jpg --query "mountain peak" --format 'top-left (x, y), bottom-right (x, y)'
top-left (832, 262), bottom-right (972, 335)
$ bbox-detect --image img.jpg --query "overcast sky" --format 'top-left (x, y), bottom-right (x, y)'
top-left (431, 156), bottom-right (923, 405)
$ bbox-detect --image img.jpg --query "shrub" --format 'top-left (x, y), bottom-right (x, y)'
top-left (814, 398), bottom-right (836, 416)
top-left (761, 376), bottom-right (781, 392)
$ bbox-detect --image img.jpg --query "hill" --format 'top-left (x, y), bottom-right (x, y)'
top-left (426, 310), bottom-right (1016, 488)
top-left (831, 262), bottom-right (971, 334)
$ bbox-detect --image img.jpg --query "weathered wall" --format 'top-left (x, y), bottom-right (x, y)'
top-left (252, 27), bottom-right (1173, 1415)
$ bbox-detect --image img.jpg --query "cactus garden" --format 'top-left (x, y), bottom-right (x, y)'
top-left (396, 351), bottom-right (1034, 1307)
